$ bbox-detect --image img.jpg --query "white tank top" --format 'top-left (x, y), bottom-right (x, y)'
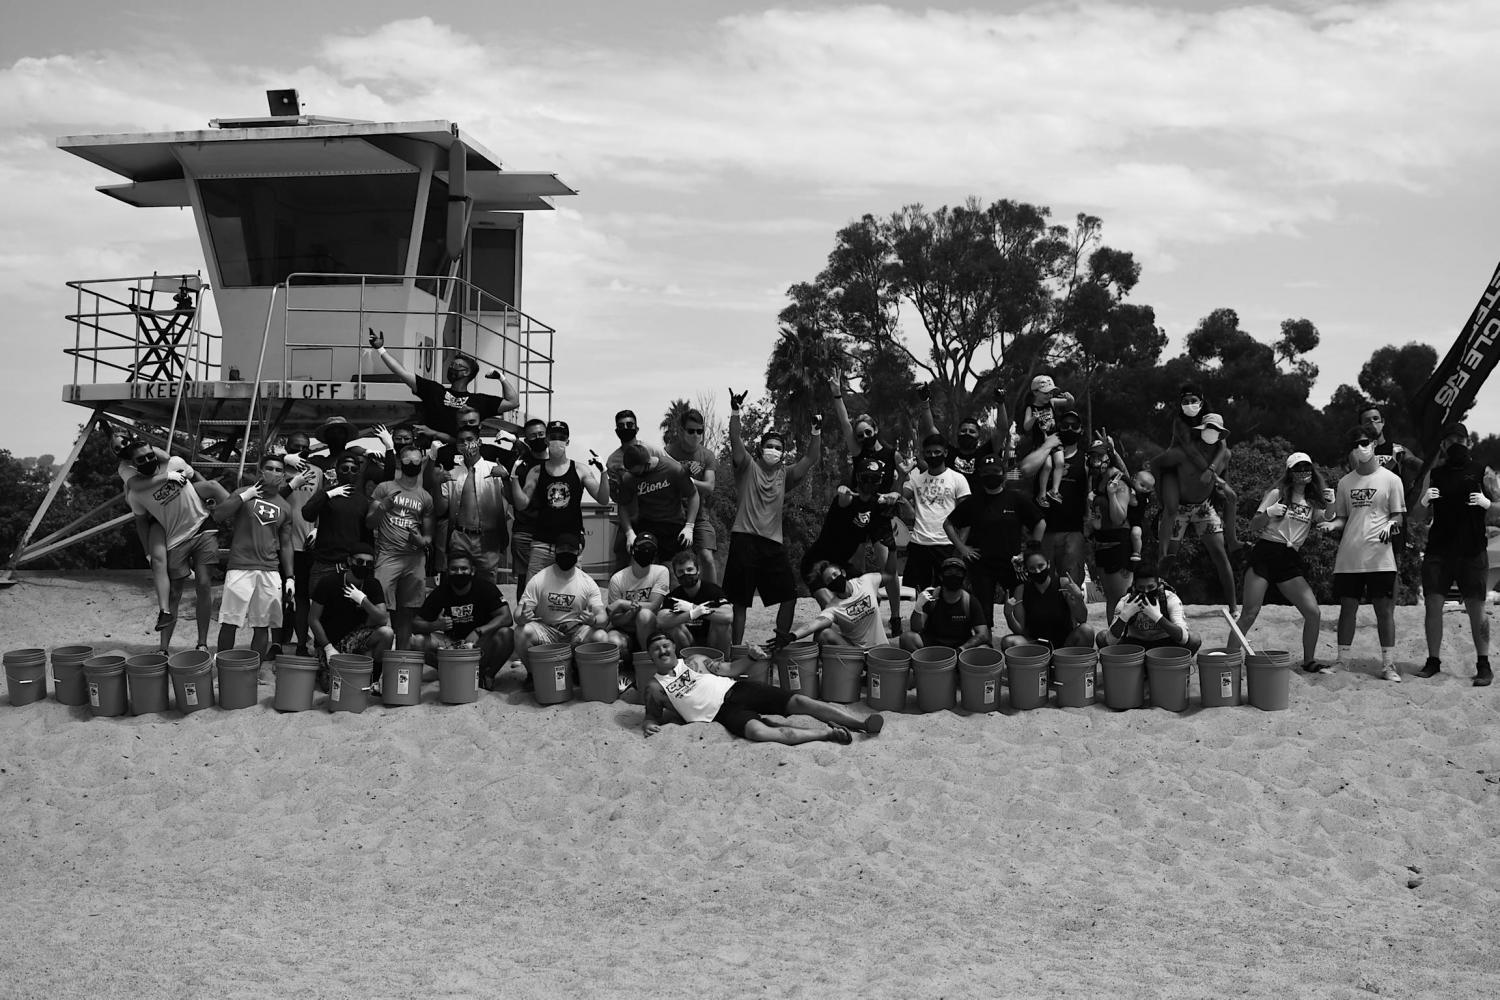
top-left (657, 662), bottom-right (735, 724)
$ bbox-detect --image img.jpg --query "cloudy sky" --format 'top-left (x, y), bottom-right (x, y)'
top-left (3, 0), bottom-right (1499, 461)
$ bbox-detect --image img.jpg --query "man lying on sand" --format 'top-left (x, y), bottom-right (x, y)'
top-left (641, 632), bottom-right (883, 745)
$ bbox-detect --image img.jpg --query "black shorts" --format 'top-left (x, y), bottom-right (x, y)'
top-left (1093, 528), bottom-right (1134, 575)
top-left (635, 520), bottom-right (687, 563)
top-left (1333, 571), bottom-right (1397, 603)
top-left (903, 542), bottom-right (954, 591)
top-left (1422, 552), bottom-right (1489, 601)
top-left (714, 679), bottom-right (794, 737)
top-left (1248, 540), bottom-right (1306, 585)
top-left (724, 533), bottom-right (798, 607)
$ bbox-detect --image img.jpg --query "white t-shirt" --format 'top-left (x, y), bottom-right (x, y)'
top-left (1332, 467), bottom-right (1406, 574)
top-left (608, 564), bottom-right (670, 606)
top-left (125, 457), bottom-right (207, 551)
top-left (907, 468), bottom-right (971, 545)
top-left (656, 661), bottom-right (736, 723)
top-left (520, 565), bottom-right (605, 628)
top-left (816, 572), bottom-right (888, 649)
top-left (1256, 488), bottom-right (1315, 551)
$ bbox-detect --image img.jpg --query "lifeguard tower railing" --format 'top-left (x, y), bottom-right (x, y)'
top-left (282, 272), bottom-right (554, 424)
top-left (64, 273), bottom-right (219, 387)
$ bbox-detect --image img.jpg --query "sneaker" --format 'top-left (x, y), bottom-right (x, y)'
top-left (1381, 665), bottom-right (1402, 683)
top-left (1475, 663), bottom-right (1494, 688)
top-left (1416, 657), bottom-right (1441, 679)
top-left (267, 643), bottom-right (282, 663)
top-left (1304, 661), bottom-right (1337, 675)
top-left (154, 610), bottom-right (175, 632)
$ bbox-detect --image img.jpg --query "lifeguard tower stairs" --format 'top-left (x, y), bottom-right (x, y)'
top-left (5, 91), bottom-right (576, 575)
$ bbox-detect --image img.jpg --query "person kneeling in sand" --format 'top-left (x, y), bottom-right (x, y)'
top-left (1096, 562), bottom-right (1201, 652)
top-left (413, 551), bottom-right (515, 689)
top-left (641, 633), bottom-right (883, 744)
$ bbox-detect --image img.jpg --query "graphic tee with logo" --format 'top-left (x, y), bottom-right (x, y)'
top-left (1332, 467), bottom-right (1406, 574)
top-left (608, 564), bottom-right (671, 606)
top-left (907, 468), bottom-right (971, 545)
top-left (126, 457), bottom-right (209, 551)
top-left (1256, 488), bottom-right (1315, 551)
top-left (369, 481), bottom-right (434, 555)
top-left (225, 491), bottom-right (291, 571)
top-left (521, 565), bottom-right (604, 629)
top-left (418, 577), bottom-right (507, 641)
top-left (815, 572), bottom-right (888, 649)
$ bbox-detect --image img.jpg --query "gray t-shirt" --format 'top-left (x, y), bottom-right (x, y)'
top-left (733, 459), bottom-right (787, 543)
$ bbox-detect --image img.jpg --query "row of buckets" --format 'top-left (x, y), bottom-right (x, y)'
top-left (0, 645), bottom-right (484, 717)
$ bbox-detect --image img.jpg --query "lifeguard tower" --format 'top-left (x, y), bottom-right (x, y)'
top-left (5, 89), bottom-right (575, 573)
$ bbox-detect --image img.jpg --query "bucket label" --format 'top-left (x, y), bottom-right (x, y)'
top-left (787, 666), bottom-right (801, 691)
top-left (1220, 672), bottom-right (1233, 699)
top-left (397, 669), bottom-right (411, 695)
top-left (984, 679), bottom-right (997, 703)
top-left (184, 682), bottom-right (198, 707)
top-left (1085, 675), bottom-right (1095, 698)
top-left (554, 666), bottom-right (567, 690)
top-left (331, 677), bottom-right (343, 700)
top-left (89, 682), bottom-right (100, 707)
top-left (870, 675), bottom-right (881, 697)
top-left (1038, 675), bottom-right (1048, 699)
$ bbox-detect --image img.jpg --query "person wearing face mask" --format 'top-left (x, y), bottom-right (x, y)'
top-left (368, 328), bottom-right (518, 441)
top-left (902, 433), bottom-right (973, 595)
top-left (1095, 561), bottom-right (1197, 652)
top-left (433, 407), bottom-right (508, 470)
top-left (512, 420), bottom-right (611, 581)
top-left (1085, 434), bottom-right (1147, 621)
top-left (109, 428), bottom-right (180, 633)
top-left (1413, 423), bottom-right (1497, 686)
top-left (124, 440), bottom-right (225, 654)
top-left (1317, 426), bottom-right (1408, 680)
top-left (658, 550), bottom-right (733, 655)
top-left (1017, 374), bottom-right (1076, 508)
top-left (779, 560), bottom-right (902, 652)
top-left (1151, 384), bottom-right (1239, 558)
top-left (1359, 405), bottom-right (1416, 489)
top-left (664, 408), bottom-right (721, 585)
top-left (507, 418), bottom-right (550, 591)
top-left (1028, 408), bottom-right (1090, 588)
top-left (1002, 543), bottom-right (1095, 652)
top-left (211, 455), bottom-right (295, 665)
top-left (309, 542), bottom-right (394, 684)
top-left (302, 451), bottom-right (374, 600)
top-left (272, 432), bottom-right (322, 658)
top-left (515, 532), bottom-right (610, 687)
top-left (414, 551), bottom-right (514, 688)
top-left (618, 442), bottom-right (699, 568)
top-left (367, 443), bottom-right (441, 651)
top-left (1157, 411), bottom-right (1239, 616)
top-left (913, 380), bottom-right (1009, 491)
top-left (371, 422), bottom-right (443, 498)
top-left (724, 388), bottom-right (823, 644)
top-left (605, 533), bottom-right (673, 656)
top-left (440, 426), bottom-right (510, 583)
top-left (1229, 452), bottom-right (1334, 672)
top-left (605, 409), bottom-right (678, 573)
top-left (908, 556), bottom-right (991, 653)
top-left (944, 452), bottom-right (1045, 631)
top-left (831, 379), bottom-right (901, 493)
top-left (800, 458), bottom-right (909, 614)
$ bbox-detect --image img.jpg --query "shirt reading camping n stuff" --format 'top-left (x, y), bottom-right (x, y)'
top-left (418, 577), bottom-right (506, 642)
top-left (1332, 466), bottom-right (1406, 574)
top-left (815, 572), bottom-right (888, 649)
top-left (520, 565), bottom-right (605, 629)
top-left (907, 468), bottom-right (971, 545)
top-left (126, 457), bottom-right (209, 550)
top-left (369, 481), bottom-right (433, 554)
top-left (607, 564), bottom-right (671, 607)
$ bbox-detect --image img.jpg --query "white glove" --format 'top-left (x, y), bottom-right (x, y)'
top-left (1322, 488), bottom-right (1336, 503)
top-left (1116, 597), bottom-right (1140, 622)
top-left (373, 424), bottom-right (393, 450)
top-left (1424, 487), bottom-right (1441, 504)
top-left (1469, 492), bottom-right (1492, 510)
top-left (920, 587), bottom-right (938, 605)
top-left (167, 469), bottom-right (189, 486)
top-left (323, 644), bottom-right (338, 662)
top-left (689, 604), bottom-right (707, 622)
top-left (327, 484), bottom-right (352, 499)
top-left (238, 484), bottom-right (262, 501)
top-left (1265, 502), bottom-right (1288, 518)
top-left (678, 524), bottom-right (694, 546)
top-left (1139, 601), bottom-right (1163, 623)
top-left (836, 485), bottom-right (853, 498)
top-left (283, 452), bottom-right (307, 471)
top-left (625, 529), bottom-right (636, 549)
top-left (282, 578), bottom-right (295, 600)
top-left (343, 583), bottom-right (368, 605)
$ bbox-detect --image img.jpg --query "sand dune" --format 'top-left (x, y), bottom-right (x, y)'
top-left (2, 571), bottom-right (1498, 999)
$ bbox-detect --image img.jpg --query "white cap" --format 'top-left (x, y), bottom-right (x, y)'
top-left (1031, 374), bottom-right (1056, 394)
top-left (1285, 451), bottom-right (1312, 469)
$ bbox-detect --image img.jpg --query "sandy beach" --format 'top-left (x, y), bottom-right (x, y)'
top-left (1, 571), bottom-right (1498, 999)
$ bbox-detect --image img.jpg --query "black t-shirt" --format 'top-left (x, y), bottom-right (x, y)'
top-left (418, 578), bottom-right (507, 641)
top-left (434, 441), bottom-right (511, 469)
top-left (509, 450), bottom-right (547, 533)
top-left (920, 590), bottom-right (984, 648)
top-left (413, 376), bottom-right (505, 438)
top-left (666, 580), bottom-right (728, 644)
top-left (812, 493), bottom-right (898, 557)
top-left (850, 440), bottom-right (900, 494)
top-left (1427, 461), bottom-right (1488, 557)
top-left (947, 437), bottom-right (996, 491)
top-left (1020, 580), bottom-right (1075, 646)
top-left (946, 488), bottom-right (1043, 572)
top-left (1049, 449), bottom-right (1088, 532)
top-left (312, 573), bottom-right (388, 643)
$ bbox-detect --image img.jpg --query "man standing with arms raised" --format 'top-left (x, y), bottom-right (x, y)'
top-left (723, 389), bottom-right (823, 644)
top-left (511, 420), bottom-right (610, 581)
top-left (664, 408), bottom-right (720, 584)
top-left (368, 328), bottom-right (518, 440)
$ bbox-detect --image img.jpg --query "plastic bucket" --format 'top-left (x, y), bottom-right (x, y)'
top-left (730, 644), bottom-right (770, 685)
top-left (1050, 646), bottom-right (1098, 708)
top-left (1197, 648), bottom-right (1243, 708)
top-left (50, 645), bottom-right (94, 707)
top-left (631, 651), bottom-right (655, 703)
top-left (213, 648), bottom-right (260, 711)
top-left (776, 641), bottom-right (820, 699)
top-left (273, 654), bottom-right (320, 712)
top-left (865, 646), bottom-right (911, 711)
top-left (1004, 644), bottom-right (1052, 711)
top-left (574, 642), bottom-right (621, 704)
top-left (1246, 649), bottom-right (1293, 712)
top-left (328, 653), bottom-right (374, 713)
top-left (83, 654), bottom-right (127, 718)
top-left (436, 648), bottom-right (481, 705)
top-left (1099, 644), bottom-right (1146, 710)
top-left (911, 646), bottom-right (958, 712)
top-left (382, 650), bottom-right (426, 707)
top-left (1145, 647), bottom-right (1193, 713)
top-left (127, 652), bottom-right (172, 716)
top-left (957, 646), bottom-right (1004, 713)
top-left (819, 644), bottom-right (867, 704)
top-left (3, 648), bottom-right (47, 707)
top-left (527, 643), bottom-right (574, 706)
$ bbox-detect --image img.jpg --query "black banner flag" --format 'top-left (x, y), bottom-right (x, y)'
top-left (1408, 261), bottom-right (1500, 459)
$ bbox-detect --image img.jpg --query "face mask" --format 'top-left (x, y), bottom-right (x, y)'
top-left (957, 431), bottom-right (979, 448)
top-left (1058, 429), bottom-right (1081, 446)
top-left (761, 447), bottom-right (783, 465)
top-left (940, 573), bottom-right (966, 590)
top-left (1181, 402), bottom-right (1202, 418)
top-left (134, 456), bottom-right (160, 476)
top-left (615, 427), bottom-right (637, 444)
top-left (1028, 565), bottom-right (1050, 581)
top-left (400, 461), bottom-right (423, 477)
top-left (678, 569), bottom-right (699, 587)
top-left (924, 453), bottom-right (947, 471)
top-left (447, 571), bottom-right (473, 588)
top-left (1293, 468), bottom-right (1313, 483)
top-left (554, 551), bottom-right (579, 571)
top-left (349, 563), bottom-right (374, 580)
top-left (825, 573), bottom-right (848, 595)
top-left (526, 436), bottom-right (548, 456)
top-left (1446, 444), bottom-right (1471, 466)
top-left (1352, 444), bottom-right (1375, 465)
top-left (446, 365), bottom-right (471, 382)
top-left (1200, 429), bottom-right (1221, 446)
top-left (461, 442), bottom-right (480, 460)
top-left (633, 546), bottom-right (658, 566)
top-left (980, 474), bottom-right (1005, 491)
top-left (548, 440), bottom-right (568, 459)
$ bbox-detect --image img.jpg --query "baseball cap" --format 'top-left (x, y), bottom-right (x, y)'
top-left (1346, 426), bottom-right (1373, 447)
top-left (318, 415), bottom-right (352, 436)
top-left (1031, 374), bottom-right (1057, 394)
top-left (554, 531), bottom-right (582, 551)
top-left (1442, 422), bottom-right (1469, 440)
top-left (546, 420), bottom-right (570, 439)
top-left (939, 556), bottom-right (967, 575)
top-left (975, 453), bottom-right (1003, 473)
top-left (633, 531), bottom-right (659, 549)
top-left (1285, 451), bottom-right (1313, 470)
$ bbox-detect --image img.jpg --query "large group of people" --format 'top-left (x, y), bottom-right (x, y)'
top-left (110, 345), bottom-right (1498, 739)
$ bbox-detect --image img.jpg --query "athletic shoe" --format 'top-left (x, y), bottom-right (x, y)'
top-left (154, 610), bottom-right (175, 632)
top-left (1304, 661), bottom-right (1336, 675)
top-left (1416, 657), bottom-right (1441, 679)
top-left (863, 713), bottom-right (884, 735)
top-left (1475, 662), bottom-right (1494, 688)
top-left (1381, 665), bottom-right (1402, 683)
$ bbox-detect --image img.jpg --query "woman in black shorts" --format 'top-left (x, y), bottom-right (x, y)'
top-left (1230, 451), bottom-right (1333, 671)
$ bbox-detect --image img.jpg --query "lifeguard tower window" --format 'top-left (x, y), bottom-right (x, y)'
top-left (199, 174), bottom-right (449, 287)
top-left (468, 225), bottom-right (518, 308)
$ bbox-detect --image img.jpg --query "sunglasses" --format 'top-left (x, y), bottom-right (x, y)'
top-left (349, 560), bottom-right (375, 570)
top-left (858, 430), bottom-right (876, 439)
top-left (1352, 439), bottom-right (1372, 448)
top-left (1181, 396), bottom-right (1202, 404)
top-left (683, 427), bottom-right (704, 436)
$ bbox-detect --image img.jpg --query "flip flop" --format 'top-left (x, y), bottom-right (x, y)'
top-left (827, 724), bottom-right (852, 745)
